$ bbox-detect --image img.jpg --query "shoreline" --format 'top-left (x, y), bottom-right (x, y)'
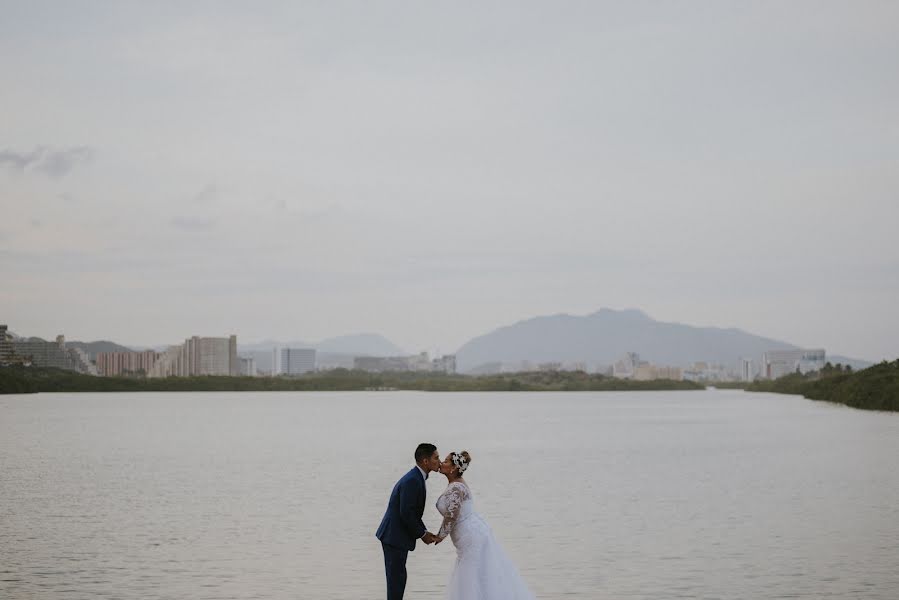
top-left (1, 366), bottom-right (702, 395)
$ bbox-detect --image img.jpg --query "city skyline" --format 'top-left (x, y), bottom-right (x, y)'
top-left (2, 3), bottom-right (898, 363)
top-left (1, 303), bottom-right (894, 368)
top-left (0, 307), bottom-right (873, 370)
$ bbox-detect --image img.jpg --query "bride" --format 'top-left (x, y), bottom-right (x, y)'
top-left (435, 451), bottom-right (536, 600)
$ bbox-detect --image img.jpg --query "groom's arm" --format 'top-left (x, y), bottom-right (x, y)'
top-left (398, 479), bottom-right (427, 541)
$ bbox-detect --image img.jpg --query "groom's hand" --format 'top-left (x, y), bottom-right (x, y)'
top-left (421, 532), bottom-right (437, 545)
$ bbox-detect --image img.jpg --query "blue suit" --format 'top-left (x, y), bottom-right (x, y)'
top-left (376, 467), bottom-right (427, 600)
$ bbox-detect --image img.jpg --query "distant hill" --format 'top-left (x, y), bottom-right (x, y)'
top-left (67, 340), bottom-right (136, 360)
top-left (7, 337), bottom-right (135, 362)
top-left (455, 308), bottom-right (869, 373)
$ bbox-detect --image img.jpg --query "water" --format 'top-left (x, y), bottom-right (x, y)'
top-left (1, 390), bottom-right (897, 599)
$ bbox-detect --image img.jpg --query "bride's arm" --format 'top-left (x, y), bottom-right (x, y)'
top-left (437, 484), bottom-right (465, 541)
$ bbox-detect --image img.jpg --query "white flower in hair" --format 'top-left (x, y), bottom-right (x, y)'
top-left (452, 452), bottom-right (468, 474)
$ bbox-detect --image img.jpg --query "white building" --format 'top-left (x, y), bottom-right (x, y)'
top-left (762, 349), bottom-right (826, 380)
top-left (354, 352), bottom-right (437, 373)
top-left (10, 334), bottom-right (97, 374)
top-left (280, 348), bottom-right (316, 375)
top-left (740, 358), bottom-right (754, 382)
top-left (238, 356), bottom-right (257, 377)
top-left (198, 337), bottom-right (233, 375)
top-left (149, 335), bottom-right (238, 377)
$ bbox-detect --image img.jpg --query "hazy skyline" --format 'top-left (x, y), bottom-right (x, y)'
top-left (2, 2), bottom-right (898, 362)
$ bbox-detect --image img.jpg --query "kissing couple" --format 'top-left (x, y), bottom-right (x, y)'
top-left (376, 443), bottom-right (536, 600)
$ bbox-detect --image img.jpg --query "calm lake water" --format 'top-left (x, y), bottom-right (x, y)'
top-left (1, 390), bottom-right (898, 599)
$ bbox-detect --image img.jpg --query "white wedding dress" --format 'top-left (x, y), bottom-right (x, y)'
top-left (436, 481), bottom-right (536, 600)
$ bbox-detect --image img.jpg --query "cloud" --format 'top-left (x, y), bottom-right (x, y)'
top-left (0, 148), bottom-right (43, 171)
top-left (0, 146), bottom-right (94, 178)
top-left (35, 147), bottom-right (94, 178)
top-left (170, 216), bottom-right (216, 231)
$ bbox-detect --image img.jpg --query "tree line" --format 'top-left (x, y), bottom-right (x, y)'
top-left (0, 366), bottom-right (701, 394)
top-left (747, 360), bottom-right (898, 412)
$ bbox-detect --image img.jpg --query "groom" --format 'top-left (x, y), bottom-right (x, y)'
top-left (376, 442), bottom-right (441, 600)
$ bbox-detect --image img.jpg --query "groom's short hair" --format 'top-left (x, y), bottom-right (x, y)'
top-left (415, 443), bottom-right (437, 462)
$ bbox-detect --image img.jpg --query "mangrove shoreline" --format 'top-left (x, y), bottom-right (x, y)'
top-left (1, 366), bottom-right (702, 394)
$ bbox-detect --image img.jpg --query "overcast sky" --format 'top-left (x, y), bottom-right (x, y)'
top-left (2, 1), bottom-right (897, 361)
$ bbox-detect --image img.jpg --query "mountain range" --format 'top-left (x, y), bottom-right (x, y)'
top-left (454, 308), bottom-right (872, 373)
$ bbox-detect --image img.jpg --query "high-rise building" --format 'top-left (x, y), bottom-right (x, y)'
top-left (238, 356), bottom-right (257, 377)
top-left (271, 347), bottom-right (281, 375)
top-left (280, 348), bottom-right (316, 375)
top-left (96, 351), bottom-right (161, 376)
top-left (740, 358), bottom-right (754, 382)
top-left (148, 335), bottom-right (238, 377)
top-left (0, 324), bottom-right (14, 365)
top-left (197, 336), bottom-right (235, 375)
top-left (9, 334), bottom-right (96, 374)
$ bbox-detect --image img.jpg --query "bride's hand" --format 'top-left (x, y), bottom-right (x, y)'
top-left (434, 535), bottom-right (445, 545)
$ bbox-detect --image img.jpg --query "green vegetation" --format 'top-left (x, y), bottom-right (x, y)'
top-left (1, 366), bottom-right (702, 394)
top-left (747, 360), bottom-right (899, 412)
top-left (0, 366), bottom-right (39, 394)
top-left (8, 362), bottom-right (894, 410)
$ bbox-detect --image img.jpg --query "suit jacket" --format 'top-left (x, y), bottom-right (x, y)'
top-left (376, 467), bottom-right (427, 551)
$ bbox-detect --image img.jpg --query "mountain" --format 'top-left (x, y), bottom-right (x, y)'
top-left (9, 337), bottom-right (135, 361)
top-left (455, 308), bottom-right (850, 373)
top-left (67, 340), bottom-right (136, 360)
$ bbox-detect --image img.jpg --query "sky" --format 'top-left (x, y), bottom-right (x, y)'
top-left (1, 1), bottom-right (898, 362)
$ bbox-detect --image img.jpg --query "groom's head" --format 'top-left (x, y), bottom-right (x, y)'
top-left (415, 443), bottom-right (440, 473)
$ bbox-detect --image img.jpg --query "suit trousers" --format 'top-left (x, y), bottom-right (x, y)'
top-left (381, 542), bottom-right (409, 600)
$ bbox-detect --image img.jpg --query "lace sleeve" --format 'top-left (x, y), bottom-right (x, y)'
top-left (438, 483), bottom-right (469, 539)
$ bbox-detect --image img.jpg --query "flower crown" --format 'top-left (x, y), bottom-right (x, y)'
top-left (451, 452), bottom-right (468, 474)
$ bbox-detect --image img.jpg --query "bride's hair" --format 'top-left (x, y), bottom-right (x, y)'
top-left (451, 451), bottom-right (472, 476)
